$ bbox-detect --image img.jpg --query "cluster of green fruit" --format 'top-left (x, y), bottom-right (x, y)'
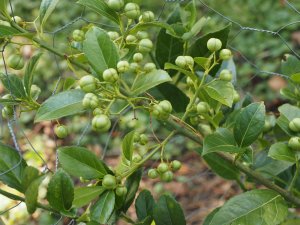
top-left (151, 100), bottom-right (173, 121)
top-left (147, 160), bottom-right (181, 182)
top-left (102, 174), bottom-right (128, 197)
top-left (288, 118), bottom-right (300, 151)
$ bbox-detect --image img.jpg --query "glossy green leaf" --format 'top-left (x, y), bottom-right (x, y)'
top-left (203, 128), bottom-right (242, 155)
top-left (278, 103), bottom-right (300, 121)
top-left (24, 53), bottom-right (42, 96)
top-left (35, 89), bottom-right (85, 122)
top-left (91, 191), bottom-right (115, 224)
top-left (291, 72), bottom-right (300, 84)
top-left (83, 26), bottom-right (119, 75)
top-left (164, 63), bottom-right (197, 80)
top-left (0, 142), bottom-right (27, 192)
top-left (153, 194), bottom-right (186, 225)
top-left (0, 73), bottom-right (27, 99)
top-left (0, 0), bottom-right (9, 18)
top-left (58, 146), bottom-right (108, 180)
top-left (135, 190), bottom-right (155, 221)
top-left (22, 166), bottom-right (40, 192)
top-left (73, 186), bottom-right (105, 208)
top-left (0, 25), bottom-right (24, 37)
top-left (209, 189), bottom-right (288, 225)
top-left (25, 175), bottom-right (45, 214)
top-left (77, 0), bottom-right (119, 24)
top-left (280, 87), bottom-right (298, 101)
top-left (130, 69), bottom-right (172, 96)
top-left (194, 57), bottom-right (211, 70)
top-left (203, 208), bottom-right (220, 225)
top-left (63, 77), bottom-right (76, 90)
top-left (281, 55), bottom-right (300, 77)
top-left (47, 169), bottom-right (74, 211)
top-left (122, 131), bottom-right (136, 162)
top-left (204, 80), bottom-right (234, 107)
top-left (234, 102), bottom-right (265, 147)
top-left (39, 0), bottom-right (60, 31)
top-left (268, 142), bottom-right (296, 163)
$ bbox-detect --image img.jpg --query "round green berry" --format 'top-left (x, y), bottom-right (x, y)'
top-left (148, 169), bottom-right (159, 179)
top-left (220, 49), bottom-right (232, 60)
top-left (190, 116), bottom-right (200, 126)
top-left (93, 108), bottom-right (104, 116)
top-left (107, 31), bottom-right (120, 41)
top-left (107, 0), bottom-right (124, 11)
top-left (7, 54), bottom-right (24, 70)
top-left (219, 69), bottom-right (233, 82)
top-left (289, 118), bottom-right (300, 132)
top-left (117, 61), bottom-right (130, 73)
top-left (133, 53), bottom-right (143, 63)
top-left (161, 171), bottom-right (173, 182)
top-left (288, 137), bottom-right (300, 151)
top-left (186, 77), bottom-right (193, 87)
top-left (136, 31), bottom-right (149, 39)
top-left (184, 56), bottom-right (194, 68)
top-left (138, 39), bottom-right (153, 53)
top-left (79, 75), bottom-right (97, 92)
top-left (72, 29), bottom-right (85, 42)
top-left (157, 162), bottom-right (169, 173)
top-left (126, 34), bottom-right (137, 43)
top-left (233, 91), bottom-right (240, 103)
top-left (30, 85), bottom-right (41, 100)
top-left (116, 186), bottom-right (127, 196)
top-left (207, 38), bottom-right (222, 52)
top-left (139, 11), bottom-right (155, 22)
top-left (159, 100), bottom-right (172, 113)
top-left (54, 125), bottom-right (68, 139)
top-left (139, 134), bottom-right (148, 145)
top-left (196, 102), bottom-right (209, 114)
top-left (12, 16), bottom-right (23, 25)
top-left (170, 160), bottom-right (181, 171)
top-left (103, 68), bottom-right (119, 83)
top-left (144, 63), bottom-right (156, 72)
top-left (92, 114), bottom-right (111, 132)
top-left (102, 174), bottom-right (117, 189)
top-left (130, 62), bottom-right (139, 72)
top-left (175, 56), bottom-right (187, 69)
top-left (124, 3), bottom-right (140, 19)
top-left (82, 93), bottom-right (99, 109)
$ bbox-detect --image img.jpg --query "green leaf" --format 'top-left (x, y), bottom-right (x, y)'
top-left (278, 103), bottom-right (300, 121)
top-left (164, 63), bottom-right (197, 81)
top-left (268, 142), bottom-right (296, 163)
top-left (22, 166), bottom-right (40, 192)
top-left (180, 0), bottom-right (196, 28)
top-left (73, 186), bottom-right (105, 208)
top-left (0, 98), bottom-right (21, 105)
top-left (122, 131), bottom-right (136, 162)
top-left (47, 169), bottom-right (74, 211)
top-left (0, 73), bottom-right (27, 99)
top-left (182, 17), bottom-right (209, 41)
top-left (83, 26), bottom-right (119, 76)
top-left (281, 219), bottom-right (300, 225)
top-left (234, 102), bottom-right (265, 147)
top-left (156, 8), bottom-right (184, 72)
top-left (194, 57), bottom-right (211, 70)
top-left (153, 194), bottom-right (186, 225)
top-left (130, 69), bottom-right (172, 96)
top-left (203, 128), bottom-right (242, 155)
top-left (23, 53), bottom-right (42, 96)
top-left (77, 0), bottom-right (119, 25)
top-left (25, 175), bottom-right (45, 214)
top-left (291, 72), bottom-right (300, 84)
top-left (0, 142), bottom-right (27, 192)
top-left (0, 0), bottom-right (9, 18)
top-left (204, 80), bottom-right (235, 107)
top-left (281, 55), bottom-right (300, 77)
top-left (91, 191), bottom-right (115, 224)
top-left (63, 77), bottom-right (76, 90)
top-left (203, 208), bottom-right (220, 225)
top-left (39, 0), bottom-right (60, 31)
top-left (35, 89), bottom-right (85, 122)
top-left (135, 190), bottom-right (155, 221)
top-left (209, 189), bottom-right (288, 225)
top-left (196, 148), bottom-right (239, 180)
top-left (58, 146), bottom-right (108, 180)
top-left (0, 25), bottom-right (25, 38)
top-left (122, 169), bottom-right (143, 212)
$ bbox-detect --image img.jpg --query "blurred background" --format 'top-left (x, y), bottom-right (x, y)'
top-left (0, 0), bottom-right (300, 224)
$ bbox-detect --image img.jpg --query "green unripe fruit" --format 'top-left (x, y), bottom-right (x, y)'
top-left (233, 91), bottom-right (240, 103)
top-left (54, 125), bottom-right (68, 139)
top-left (219, 69), bottom-right (233, 82)
top-left (133, 53), bottom-right (143, 62)
top-left (184, 56), bottom-right (194, 68)
top-left (198, 124), bottom-right (213, 136)
top-left (161, 171), bottom-right (173, 182)
top-left (30, 84), bottom-right (41, 100)
top-left (138, 39), bottom-right (153, 53)
top-left (196, 102), bottom-right (209, 114)
top-left (139, 134), bottom-right (148, 145)
top-left (157, 163), bottom-right (169, 173)
top-left (136, 31), bottom-right (149, 39)
top-left (186, 77), bottom-right (194, 87)
top-left (124, 3), bottom-right (140, 19)
top-left (139, 11), bottom-right (155, 22)
top-left (103, 68), bottom-right (119, 83)
top-left (152, 104), bottom-right (163, 117)
top-left (144, 63), bottom-right (156, 72)
top-left (175, 56), bottom-right (187, 69)
top-left (93, 108), bottom-right (104, 116)
top-left (133, 132), bottom-right (141, 142)
top-left (148, 169), bottom-right (159, 179)
top-left (92, 114), bottom-right (111, 132)
top-left (117, 61), bottom-right (130, 73)
top-left (0, 20), bottom-right (11, 27)
top-left (288, 137), bottom-right (300, 151)
top-left (170, 160), bottom-right (181, 171)
top-left (102, 174), bottom-right (117, 189)
top-left (82, 93), bottom-right (99, 109)
top-left (133, 154), bottom-right (143, 163)
top-left (72, 29), bottom-right (85, 42)
top-left (79, 75), bottom-right (97, 92)
top-left (2, 106), bottom-right (13, 119)
top-left (12, 16), bottom-right (23, 25)
top-left (159, 100), bottom-right (172, 113)
top-left (289, 118), bottom-right (300, 132)
top-left (263, 120), bottom-right (272, 133)
top-left (207, 38), bottom-right (222, 52)
top-left (107, 0), bottom-right (124, 11)
top-left (107, 31), bottom-right (120, 41)
top-left (220, 49), bottom-right (232, 60)
top-left (7, 54), bottom-right (24, 70)
top-left (190, 116), bottom-right (200, 126)
top-left (130, 62), bottom-right (139, 72)
top-left (126, 34), bottom-right (137, 43)
top-left (116, 186), bottom-right (127, 196)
